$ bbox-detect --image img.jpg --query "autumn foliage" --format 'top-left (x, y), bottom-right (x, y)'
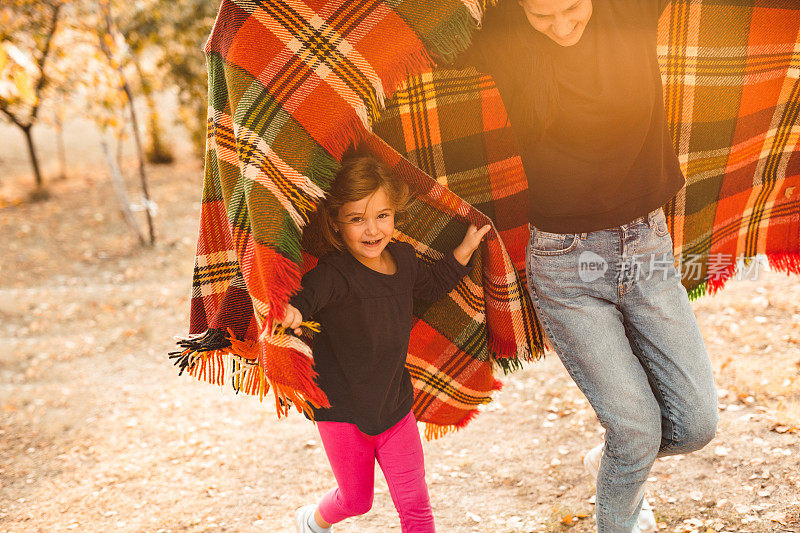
top-left (0, 0), bottom-right (221, 192)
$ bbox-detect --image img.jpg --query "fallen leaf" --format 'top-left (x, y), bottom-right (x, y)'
top-left (770, 423), bottom-right (798, 434)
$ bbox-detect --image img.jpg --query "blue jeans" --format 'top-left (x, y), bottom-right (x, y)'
top-left (525, 208), bottom-right (718, 533)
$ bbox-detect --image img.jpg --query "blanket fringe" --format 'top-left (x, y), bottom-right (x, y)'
top-left (423, 8), bottom-right (480, 65)
top-left (686, 280), bottom-right (708, 302)
top-left (308, 153), bottom-right (341, 194)
top-left (259, 252), bottom-right (304, 324)
top-left (257, 326), bottom-right (331, 416)
top-left (323, 113), bottom-right (370, 162)
top-left (322, 47), bottom-right (434, 160)
top-left (706, 262), bottom-right (737, 295)
top-left (169, 328), bottom-right (233, 375)
top-left (768, 252), bottom-right (800, 275)
top-left (684, 252), bottom-right (800, 301)
top-left (423, 421), bottom-right (457, 441)
top-left (169, 325), bottom-right (327, 418)
top-left (494, 355), bottom-right (523, 374)
top-left (421, 378), bottom-right (501, 440)
top-left (381, 48), bottom-right (435, 105)
top-left (488, 335), bottom-right (541, 367)
top-left (422, 407), bottom-right (481, 441)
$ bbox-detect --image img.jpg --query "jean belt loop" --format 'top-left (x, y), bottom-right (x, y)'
top-left (648, 209), bottom-right (657, 228)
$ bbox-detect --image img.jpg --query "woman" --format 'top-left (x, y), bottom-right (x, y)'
top-left (460, 1), bottom-right (719, 531)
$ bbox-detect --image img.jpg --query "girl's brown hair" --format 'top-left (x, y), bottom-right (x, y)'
top-left (318, 154), bottom-right (411, 251)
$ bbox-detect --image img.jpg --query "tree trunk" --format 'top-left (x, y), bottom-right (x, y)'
top-left (100, 136), bottom-right (145, 246)
top-left (55, 113), bottom-right (67, 180)
top-left (134, 59), bottom-right (173, 165)
top-left (116, 119), bottom-right (125, 170)
top-left (99, 2), bottom-right (156, 245)
top-left (123, 86), bottom-right (156, 246)
top-left (0, 2), bottom-right (60, 192)
top-left (22, 124), bottom-right (44, 189)
top-left (146, 107), bottom-right (174, 164)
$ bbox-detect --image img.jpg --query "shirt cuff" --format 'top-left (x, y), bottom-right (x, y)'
top-left (447, 250), bottom-right (473, 276)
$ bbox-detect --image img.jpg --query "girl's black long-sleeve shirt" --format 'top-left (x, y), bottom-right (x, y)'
top-left (460, 0), bottom-right (682, 233)
top-left (289, 241), bottom-right (470, 435)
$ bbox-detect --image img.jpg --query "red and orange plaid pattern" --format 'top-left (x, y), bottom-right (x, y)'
top-left (173, 0), bottom-right (799, 436)
top-left (659, 1), bottom-right (800, 297)
top-left (175, 0), bottom-right (524, 436)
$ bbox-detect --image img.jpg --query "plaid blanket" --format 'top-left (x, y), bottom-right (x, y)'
top-left (659, 1), bottom-right (800, 297)
top-left (172, 0), bottom-right (800, 436)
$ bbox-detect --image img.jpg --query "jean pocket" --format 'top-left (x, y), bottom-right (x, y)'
top-left (530, 228), bottom-right (579, 256)
top-left (653, 209), bottom-right (670, 237)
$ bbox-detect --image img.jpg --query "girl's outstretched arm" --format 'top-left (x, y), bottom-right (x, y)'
top-left (285, 257), bottom-right (349, 332)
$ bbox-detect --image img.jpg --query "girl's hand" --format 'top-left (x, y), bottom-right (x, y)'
top-left (280, 304), bottom-right (304, 335)
top-left (453, 224), bottom-right (492, 266)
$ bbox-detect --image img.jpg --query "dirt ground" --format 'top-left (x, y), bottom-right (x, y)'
top-left (1, 142), bottom-right (800, 532)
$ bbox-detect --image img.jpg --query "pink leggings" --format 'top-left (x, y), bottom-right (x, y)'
top-left (316, 411), bottom-right (435, 532)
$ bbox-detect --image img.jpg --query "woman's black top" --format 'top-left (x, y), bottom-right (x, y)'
top-left (464, 0), bottom-right (681, 233)
top-left (289, 241), bottom-right (470, 435)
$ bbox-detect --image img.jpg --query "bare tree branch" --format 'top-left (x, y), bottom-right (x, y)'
top-left (30, 2), bottom-right (63, 122)
top-left (96, 0), bottom-right (156, 245)
top-left (0, 104), bottom-right (27, 129)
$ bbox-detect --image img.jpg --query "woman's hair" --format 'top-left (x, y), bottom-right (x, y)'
top-left (478, 1), bottom-right (560, 142)
top-left (318, 154), bottom-right (411, 251)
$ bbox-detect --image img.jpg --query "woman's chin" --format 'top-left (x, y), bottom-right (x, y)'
top-left (550, 26), bottom-right (585, 47)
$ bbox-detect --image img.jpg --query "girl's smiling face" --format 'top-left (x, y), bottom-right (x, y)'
top-left (333, 186), bottom-right (396, 270)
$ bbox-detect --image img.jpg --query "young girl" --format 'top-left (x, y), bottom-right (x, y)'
top-left (282, 154), bottom-right (490, 533)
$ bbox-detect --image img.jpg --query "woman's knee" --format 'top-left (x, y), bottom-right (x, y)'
top-left (669, 407), bottom-right (718, 454)
top-left (605, 414), bottom-right (663, 465)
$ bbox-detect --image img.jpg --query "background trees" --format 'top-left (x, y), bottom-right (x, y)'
top-left (1, 0), bottom-right (221, 243)
top-left (0, 0), bottom-right (221, 190)
top-left (0, 0), bottom-right (65, 193)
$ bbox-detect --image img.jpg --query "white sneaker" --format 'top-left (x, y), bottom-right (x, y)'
top-left (583, 442), bottom-right (604, 478)
top-left (294, 504), bottom-right (321, 533)
top-left (583, 444), bottom-right (657, 533)
top-left (638, 498), bottom-right (656, 532)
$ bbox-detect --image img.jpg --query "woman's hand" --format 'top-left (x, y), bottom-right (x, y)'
top-left (280, 304), bottom-right (304, 335)
top-left (453, 224), bottom-right (492, 266)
